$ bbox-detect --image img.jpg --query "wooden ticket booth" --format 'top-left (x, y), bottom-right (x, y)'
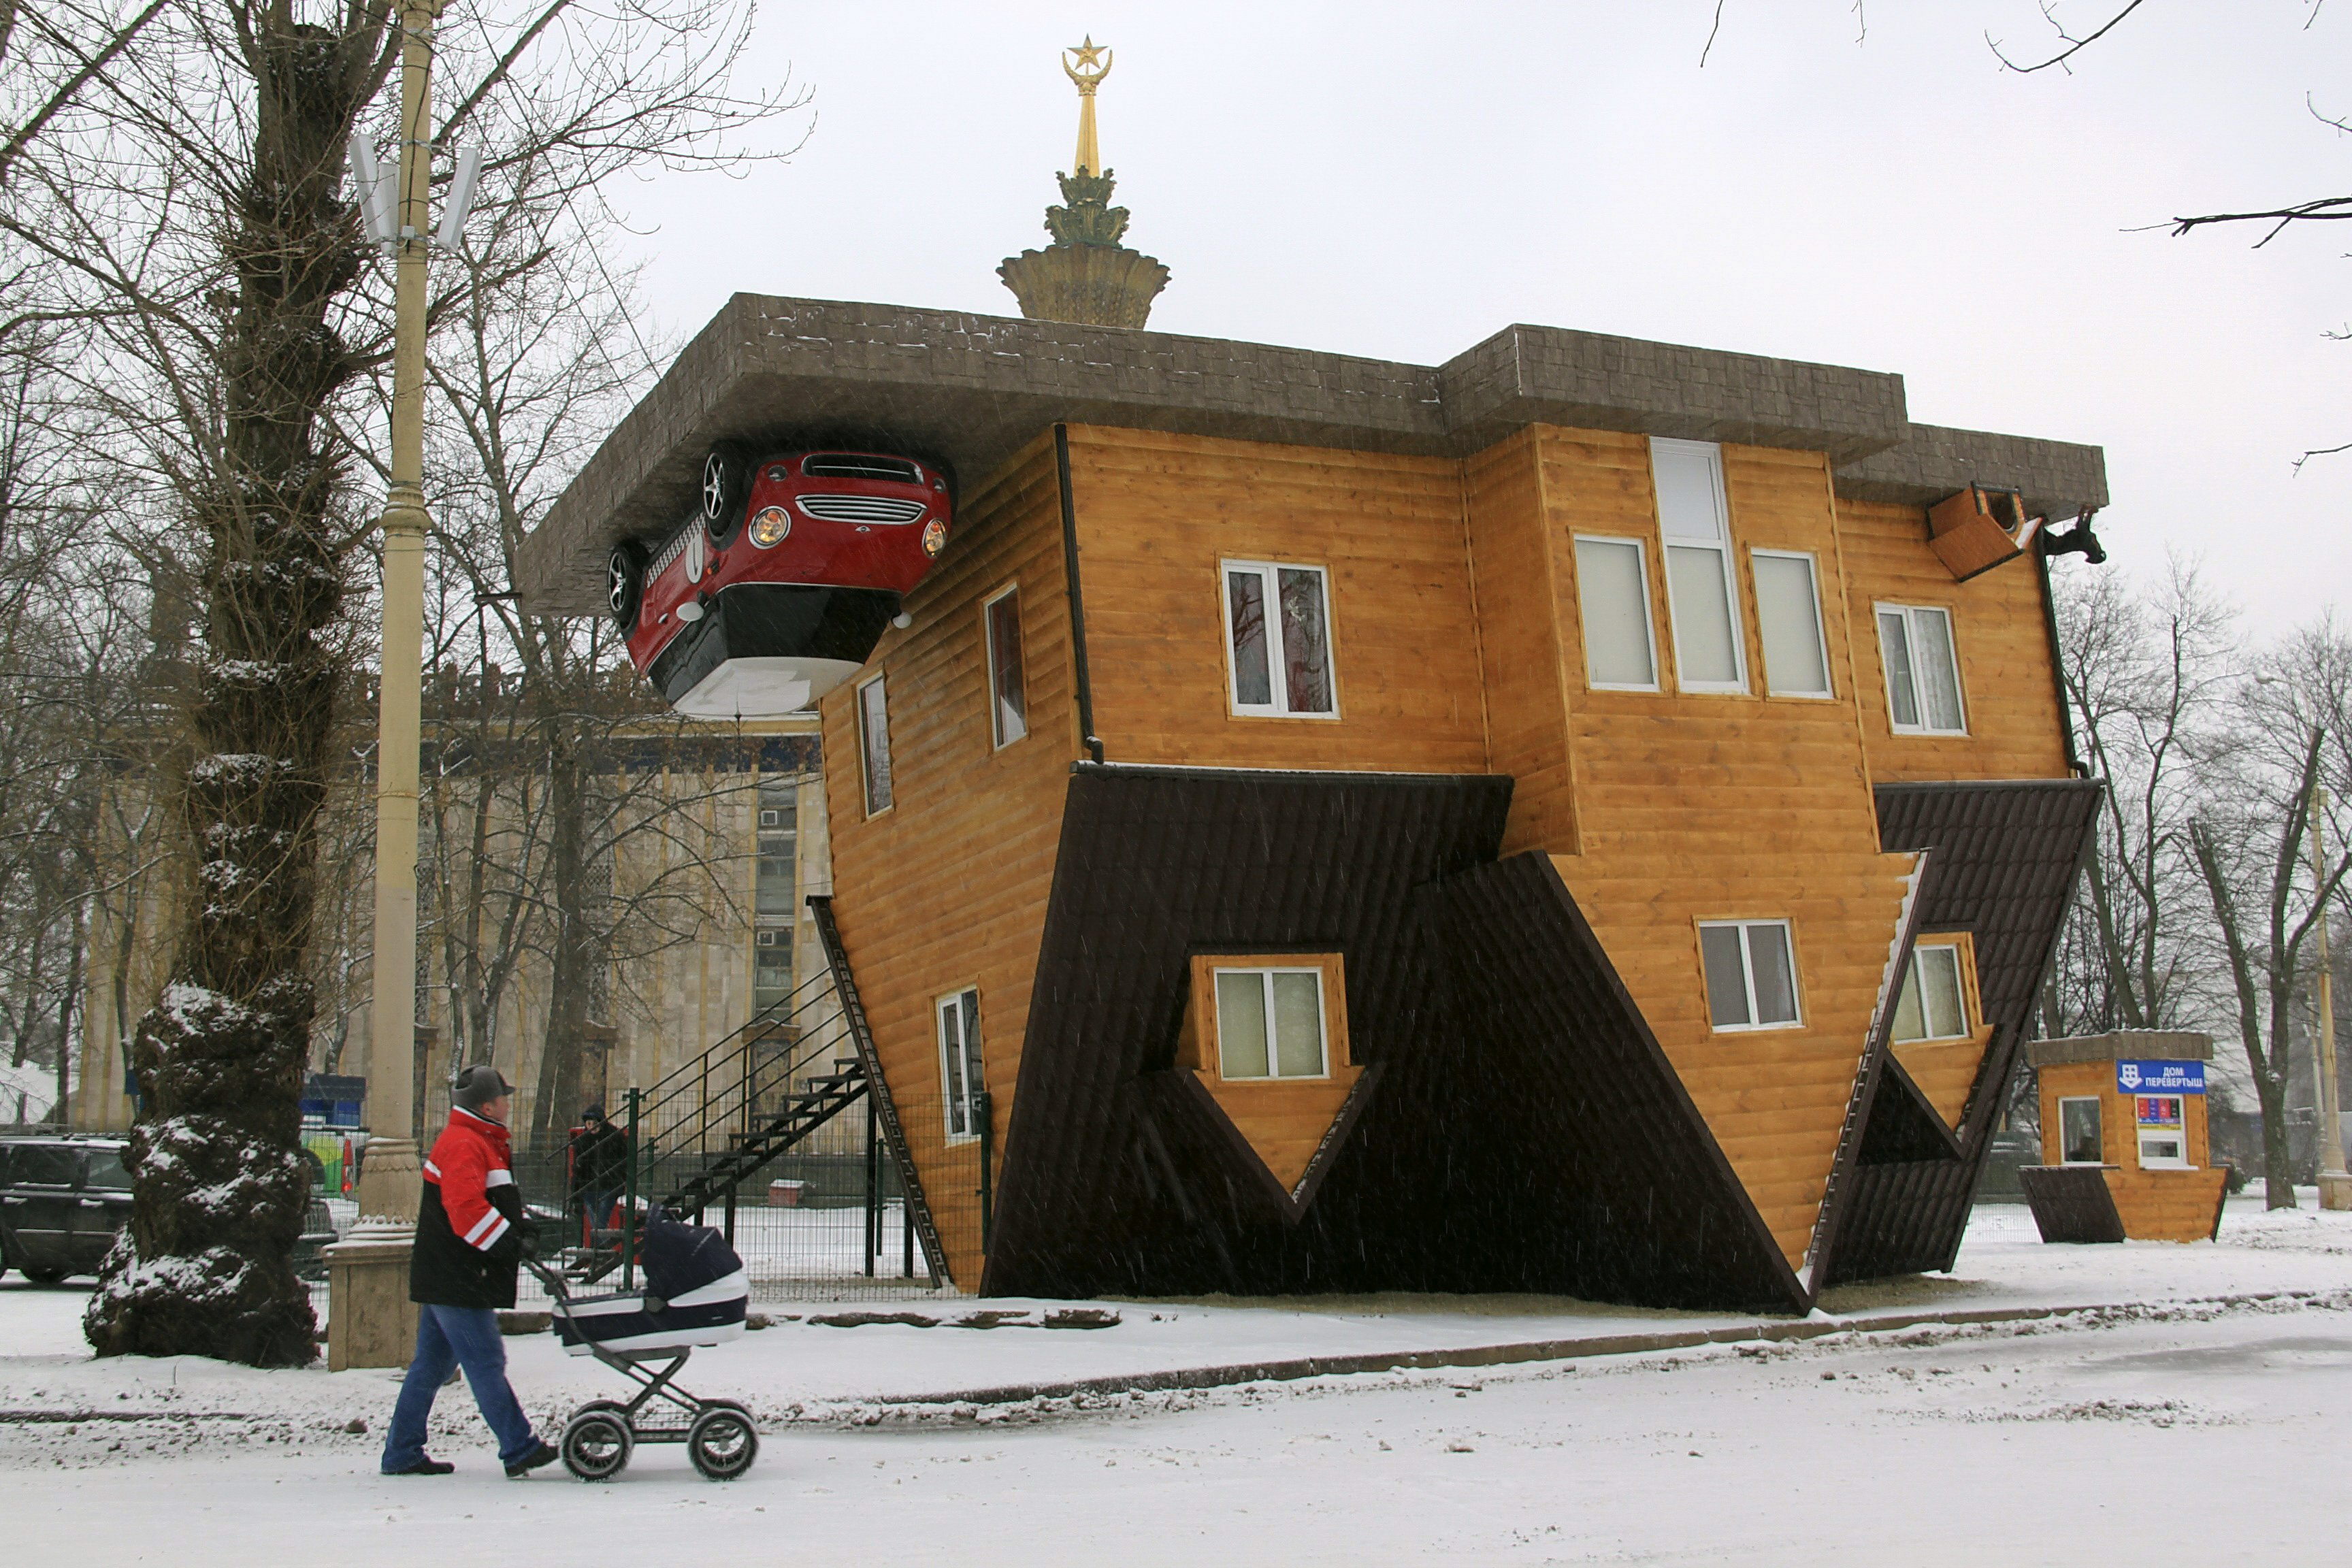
top-left (2020, 1031), bottom-right (2229, 1243)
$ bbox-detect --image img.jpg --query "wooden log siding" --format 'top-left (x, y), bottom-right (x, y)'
top-left (1063, 425), bottom-right (1489, 774)
top-left (1838, 496), bottom-right (2072, 785)
top-left (818, 434), bottom-right (1079, 1284)
top-left (1484, 426), bottom-right (1918, 1274)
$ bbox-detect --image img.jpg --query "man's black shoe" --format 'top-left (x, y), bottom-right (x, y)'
top-left (385, 1456), bottom-right (455, 1475)
top-left (505, 1441), bottom-right (559, 1478)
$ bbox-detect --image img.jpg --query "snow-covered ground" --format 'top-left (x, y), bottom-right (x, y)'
top-left (8, 1196), bottom-right (2352, 1565)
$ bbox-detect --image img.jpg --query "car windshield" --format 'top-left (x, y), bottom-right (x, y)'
top-left (84, 1147), bottom-right (132, 1189)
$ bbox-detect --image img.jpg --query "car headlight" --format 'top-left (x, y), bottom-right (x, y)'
top-left (749, 506), bottom-right (791, 548)
top-left (921, 519), bottom-right (947, 558)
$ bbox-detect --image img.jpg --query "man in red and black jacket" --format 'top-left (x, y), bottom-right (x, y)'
top-left (381, 1066), bottom-right (559, 1478)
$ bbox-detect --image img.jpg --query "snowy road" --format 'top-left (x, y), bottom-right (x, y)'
top-left (7, 1200), bottom-right (2352, 1565)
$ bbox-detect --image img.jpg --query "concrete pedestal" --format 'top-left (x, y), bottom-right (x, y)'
top-left (2320, 1171), bottom-right (2352, 1212)
top-left (325, 1220), bottom-right (418, 1371)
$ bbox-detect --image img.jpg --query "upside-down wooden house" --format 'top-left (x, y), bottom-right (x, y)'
top-left (517, 296), bottom-right (2107, 1312)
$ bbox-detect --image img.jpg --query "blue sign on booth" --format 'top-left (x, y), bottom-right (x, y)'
top-left (2116, 1059), bottom-right (2204, 1095)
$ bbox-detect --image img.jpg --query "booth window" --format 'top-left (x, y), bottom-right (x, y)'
top-left (1891, 941), bottom-right (1970, 1043)
top-left (936, 988), bottom-right (985, 1142)
top-left (856, 672), bottom-right (894, 816)
top-left (1699, 919), bottom-right (1801, 1031)
top-left (1752, 549), bottom-right (1833, 698)
top-left (1650, 438), bottom-right (1747, 693)
top-left (2058, 1096), bottom-right (2103, 1164)
top-left (1573, 536), bottom-right (1661, 690)
top-left (984, 585), bottom-right (1028, 749)
top-left (2136, 1095), bottom-right (2188, 1169)
top-left (1876, 604), bottom-right (1967, 735)
top-left (1213, 967), bottom-right (1330, 1079)
top-left (1223, 561), bottom-right (1337, 717)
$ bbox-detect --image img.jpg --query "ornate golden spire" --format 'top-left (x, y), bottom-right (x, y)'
top-left (1064, 36), bottom-right (1111, 177)
top-left (1000, 36), bottom-right (1169, 329)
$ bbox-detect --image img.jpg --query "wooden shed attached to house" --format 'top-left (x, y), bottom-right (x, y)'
top-left (2021, 1030), bottom-right (2229, 1244)
top-left (518, 297), bottom-right (2109, 1313)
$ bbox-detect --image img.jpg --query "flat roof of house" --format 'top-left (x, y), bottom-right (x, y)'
top-left (517, 295), bottom-right (2109, 615)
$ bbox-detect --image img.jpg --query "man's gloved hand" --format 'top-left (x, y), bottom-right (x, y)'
top-left (517, 1228), bottom-right (541, 1262)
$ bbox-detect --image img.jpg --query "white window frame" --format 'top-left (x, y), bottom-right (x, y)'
top-left (2057, 1096), bottom-right (2104, 1165)
top-left (1650, 437), bottom-right (1748, 695)
top-left (983, 583), bottom-right (1028, 750)
top-left (1211, 965), bottom-right (1332, 1081)
top-left (1749, 547), bottom-right (1835, 700)
top-left (1891, 941), bottom-right (1972, 1044)
top-left (1219, 559), bottom-right (1340, 719)
top-left (936, 988), bottom-right (985, 1143)
top-left (1875, 602), bottom-right (1969, 736)
top-left (2134, 1094), bottom-right (2189, 1170)
top-left (855, 672), bottom-right (894, 817)
top-left (1697, 919), bottom-right (1803, 1032)
top-left (1572, 534), bottom-right (1663, 692)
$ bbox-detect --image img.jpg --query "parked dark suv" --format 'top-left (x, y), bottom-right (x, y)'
top-left (0, 1134), bottom-right (133, 1282)
top-left (0, 1134), bottom-right (337, 1283)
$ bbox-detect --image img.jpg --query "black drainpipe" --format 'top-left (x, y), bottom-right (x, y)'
top-left (1056, 423), bottom-right (1106, 764)
top-left (2033, 543), bottom-right (2086, 779)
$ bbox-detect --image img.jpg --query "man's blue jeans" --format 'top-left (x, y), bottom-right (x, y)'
top-left (382, 1303), bottom-right (538, 1471)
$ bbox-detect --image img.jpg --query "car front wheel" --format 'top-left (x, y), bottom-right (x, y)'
top-left (700, 443), bottom-right (749, 544)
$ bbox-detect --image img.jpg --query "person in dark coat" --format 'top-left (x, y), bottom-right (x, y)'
top-left (567, 1105), bottom-right (629, 1235)
top-left (381, 1066), bottom-right (559, 1478)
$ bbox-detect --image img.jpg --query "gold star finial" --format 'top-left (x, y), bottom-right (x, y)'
top-left (1061, 36), bottom-right (1114, 174)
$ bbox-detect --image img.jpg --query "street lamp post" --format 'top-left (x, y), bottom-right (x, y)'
top-left (350, 0), bottom-right (442, 1225)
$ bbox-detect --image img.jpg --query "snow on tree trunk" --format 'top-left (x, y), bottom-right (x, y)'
top-left (84, 14), bottom-right (380, 1367)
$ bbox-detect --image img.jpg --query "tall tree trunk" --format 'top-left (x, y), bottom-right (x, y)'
top-left (2193, 819), bottom-right (2301, 1209)
top-left (532, 721), bottom-right (592, 1153)
top-left (54, 898), bottom-right (82, 1124)
top-left (84, 15), bottom-right (376, 1366)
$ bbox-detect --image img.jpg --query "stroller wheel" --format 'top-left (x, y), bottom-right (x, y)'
top-left (561, 1408), bottom-right (633, 1481)
top-left (686, 1402), bottom-right (757, 1481)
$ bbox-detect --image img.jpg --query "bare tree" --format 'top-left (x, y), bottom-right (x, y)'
top-left (2188, 624), bottom-right (2352, 1208)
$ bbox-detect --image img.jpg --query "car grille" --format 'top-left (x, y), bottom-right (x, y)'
top-left (802, 454), bottom-right (921, 484)
top-left (796, 495), bottom-right (927, 525)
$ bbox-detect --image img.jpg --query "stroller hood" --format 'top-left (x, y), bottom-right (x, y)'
top-left (640, 1207), bottom-right (745, 1300)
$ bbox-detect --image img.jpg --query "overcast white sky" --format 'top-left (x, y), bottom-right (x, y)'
top-left (611, 3), bottom-right (2349, 629)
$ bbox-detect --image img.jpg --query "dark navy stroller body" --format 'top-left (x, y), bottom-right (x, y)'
top-left (529, 1209), bottom-right (757, 1480)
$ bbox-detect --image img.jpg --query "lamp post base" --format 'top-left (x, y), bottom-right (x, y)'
top-left (2319, 1171), bottom-right (2352, 1212)
top-left (353, 1135), bottom-right (421, 1224)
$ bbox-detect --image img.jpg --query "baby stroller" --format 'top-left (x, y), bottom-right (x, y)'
top-left (527, 1208), bottom-right (757, 1481)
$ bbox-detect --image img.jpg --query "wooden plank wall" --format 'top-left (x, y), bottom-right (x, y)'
top-left (1494, 426), bottom-right (1918, 1274)
top-left (818, 434), bottom-right (1078, 1284)
top-left (1837, 496), bottom-right (2072, 784)
top-left (1464, 429), bottom-right (1579, 857)
top-left (1065, 426), bottom-right (1488, 774)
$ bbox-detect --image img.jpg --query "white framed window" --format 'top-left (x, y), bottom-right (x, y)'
top-left (1891, 942), bottom-right (1970, 1043)
top-left (1751, 549), bottom-right (1833, 698)
top-left (856, 672), bottom-right (893, 817)
top-left (1697, 919), bottom-right (1801, 1031)
top-left (2134, 1094), bottom-right (2188, 1169)
top-left (1650, 438), bottom-right (1747, 693)
top-left (1211, 966), bottom-right (1330, 1079)
top-left (1222, 560), bottom-right (1337, 717)
top-left (983, 584), bottom-right (1028, 749)
top-left (2058, 1096), bottom-right (2104, 1164)
top-left (1573, 535), bottom-right (1661, 690)
top-left (936, 988), bottom-right (985, 1141)
top-left (1876, 603), bottom-right (1967, 735)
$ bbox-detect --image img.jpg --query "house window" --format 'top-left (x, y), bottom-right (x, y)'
top-left (1697, 919), bottom-right (1801, 1031)
top-left (1876, 604), bottom-right (1966, 735)
top-left (1573, 536), bottom-right (1661, 690)
top-left (856, 672), bottom-right (893, 815)
top-left (1222, 561), bottom-right (1337, 717)
top-left (1752, 549), bottom-right (1833, 698)
top-left (2135, 1095), bottom-right (2188, 1169)
top-left (1212, 967), bottom-right (1330, 1079)
top-left (984, 585), bottom-right (1028, 748)
top-left (1650, 438), bottom-right (1746, 693)
top-left (1891, 941), bottom-right (1970, 1043)
top-left (2058, 1096), bottom-right (2104, 1164)
top-left (936, 989), bottom-right (985, 1141)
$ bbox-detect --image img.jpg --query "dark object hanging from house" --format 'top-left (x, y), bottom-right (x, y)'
top-left (2038, 510), bottom-right (2108, 566)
